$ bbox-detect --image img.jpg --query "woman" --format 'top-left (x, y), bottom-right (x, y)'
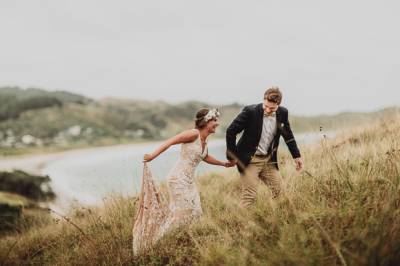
top-left (132, 108), bottom-right (235, 254)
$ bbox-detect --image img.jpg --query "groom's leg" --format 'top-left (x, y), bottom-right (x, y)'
top-left (259, 160), bottom-right (283, 198)
top-left (240, 156), bottom-right (263, 207)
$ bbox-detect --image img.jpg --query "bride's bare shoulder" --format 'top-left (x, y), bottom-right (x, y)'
top-left (179, 129), bottom-right (199, 142)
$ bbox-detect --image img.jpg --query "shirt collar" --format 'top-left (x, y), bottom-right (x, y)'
top-left (264, 111), bottom-right (276, 117)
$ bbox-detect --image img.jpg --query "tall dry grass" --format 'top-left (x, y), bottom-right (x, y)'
top-left (1, 116), bottom-right (399, 265)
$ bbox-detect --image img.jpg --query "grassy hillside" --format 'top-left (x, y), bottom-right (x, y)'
top-left (0, 170), bottom-right (55, 234)
top-left (0, 114), bottom-right (399, 265)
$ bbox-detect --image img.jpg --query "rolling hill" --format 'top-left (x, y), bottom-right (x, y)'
top-left (0, 86), bottom-right (398, 156)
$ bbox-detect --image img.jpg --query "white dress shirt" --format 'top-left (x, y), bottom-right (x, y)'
top-left (255, 113), bottom-right (277, 155)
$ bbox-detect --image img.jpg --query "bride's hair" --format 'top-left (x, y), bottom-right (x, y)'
top-left (195, 108), bottom-right (210, 129)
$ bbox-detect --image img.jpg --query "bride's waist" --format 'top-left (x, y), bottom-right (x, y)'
top-left (175, 158), bottom-right (200, 168)
top-left (168, 160), bottom-right (197, 176)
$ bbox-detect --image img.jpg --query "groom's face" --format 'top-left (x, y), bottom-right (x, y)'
top-left (263, 98), bottom-right (279, 114)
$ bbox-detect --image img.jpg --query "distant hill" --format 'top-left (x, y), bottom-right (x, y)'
top-left (0, 87), bottom-right (92, 122)
top-left (291, 107), bottom-right (400, 133)
top-left (0, 86), bottom-right (398, 155)
top-left (0, 87), bottom-right (91, 104)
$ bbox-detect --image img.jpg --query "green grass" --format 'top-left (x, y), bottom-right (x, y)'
top-left (0, 117), bottom-right (399, 265)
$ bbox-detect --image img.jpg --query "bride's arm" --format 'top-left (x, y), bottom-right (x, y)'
top-left (203, 154), bottom-right (236, 168)
top-left (143, 129), bottom-right (199, 162)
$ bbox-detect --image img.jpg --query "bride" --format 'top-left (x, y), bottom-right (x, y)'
top-left (132, 108), bottom-right (235, 255)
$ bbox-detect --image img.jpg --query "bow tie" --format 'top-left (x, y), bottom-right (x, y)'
top-left (264, 112), bottom-right (276, 117)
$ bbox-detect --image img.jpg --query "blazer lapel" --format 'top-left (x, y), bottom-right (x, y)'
top-left (267, 107), bottom-right (282, 153)
top-left (276, 107), bottom-right (283, 133)
top-left (255, 103), bottom-right (264, 143)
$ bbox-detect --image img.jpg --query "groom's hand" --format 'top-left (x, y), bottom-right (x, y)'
top-left (294, 157), bottom-right (303, 171)
top-left (228, 159), bottom-right (237, 166)
top-left (224, 160), bottom-right (237, 167)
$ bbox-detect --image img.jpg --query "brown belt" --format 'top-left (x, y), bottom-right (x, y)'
top-left (253, 154), bottom-right (270, 159)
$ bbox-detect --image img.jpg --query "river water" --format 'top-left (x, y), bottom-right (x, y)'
top-left (42, 131), bottom-right (328, 209)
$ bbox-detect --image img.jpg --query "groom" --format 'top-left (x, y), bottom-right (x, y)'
top-left (226, 87), bottom-right (303, 207)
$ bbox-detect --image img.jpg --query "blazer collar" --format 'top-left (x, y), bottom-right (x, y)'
top-left (257, 103), bottom-right (264, 116)
top-left (276, 106), bottom-right (282, 122)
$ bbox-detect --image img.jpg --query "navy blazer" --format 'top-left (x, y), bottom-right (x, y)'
top-left (226, 103), bottom-right (301, 173)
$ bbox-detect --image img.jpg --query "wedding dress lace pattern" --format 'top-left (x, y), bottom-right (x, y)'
top-left (132, 131), bottom-right (208, 255)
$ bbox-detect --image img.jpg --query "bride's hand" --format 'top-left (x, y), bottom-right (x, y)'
top-left (143, 153), bottom-right (156, 162)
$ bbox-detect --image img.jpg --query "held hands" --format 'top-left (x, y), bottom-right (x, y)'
top-left (223, 160), bottom-right (237, 168)
top-left (294, 157), bottom-right (303, 171)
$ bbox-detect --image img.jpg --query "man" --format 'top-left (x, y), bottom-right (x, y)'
top-left (226, 87), bottom-right (303, 207)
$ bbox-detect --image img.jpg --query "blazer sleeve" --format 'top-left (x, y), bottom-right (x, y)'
top-left (281, 109), bottom-right (301, 159)
top-left (226, 106), bottom-right (250, 160)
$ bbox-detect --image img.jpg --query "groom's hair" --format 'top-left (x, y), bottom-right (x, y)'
top-left (264, 87), bottom-right (282, 105)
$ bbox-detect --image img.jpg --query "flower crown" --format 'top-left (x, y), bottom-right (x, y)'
top-left (204, 108), bottom-right (220, 122)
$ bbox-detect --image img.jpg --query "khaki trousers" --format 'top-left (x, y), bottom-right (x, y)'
top-left (240, 155), bottom-right (283, 207)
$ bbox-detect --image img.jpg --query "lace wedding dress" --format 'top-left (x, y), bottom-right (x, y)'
top-left (132, 131), bottom-right (208, 255)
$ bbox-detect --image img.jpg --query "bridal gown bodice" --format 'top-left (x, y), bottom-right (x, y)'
top-left (166, 134), bottom-right (208, 218)
top-left (132, 132), bottom-right (207, 255)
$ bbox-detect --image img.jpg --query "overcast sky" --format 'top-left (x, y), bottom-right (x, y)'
top-left (0, 1), bottom-right (399, 115)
